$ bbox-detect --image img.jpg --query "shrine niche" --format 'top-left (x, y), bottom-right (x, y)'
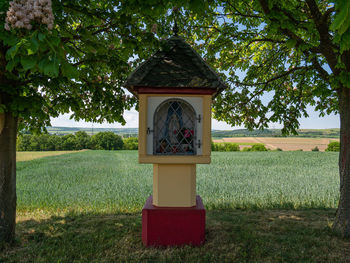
top-left (152, 98), bottom-right (202, 156)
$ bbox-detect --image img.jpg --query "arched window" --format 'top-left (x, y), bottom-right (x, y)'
top-left (153, 99), bottom-right (196, 155)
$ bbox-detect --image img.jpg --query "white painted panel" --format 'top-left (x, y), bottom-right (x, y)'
top-left (147, 96), bottom-right (203, 155)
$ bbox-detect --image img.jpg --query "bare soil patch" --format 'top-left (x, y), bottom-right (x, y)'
top-left (16, 150), bottom-right (86, 162)
top-left (213, 137), bottom-right (339, 151)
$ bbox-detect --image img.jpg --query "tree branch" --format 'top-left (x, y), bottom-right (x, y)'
top-left (258, 0), bottom-right (323, 54)
top-left (233, 66), bottom-right (312, 86)
top-left (62, 3), bottom-right (107, 20)
top-left (73, 58), bottom-right (109, 66)
top-left (245, 38), bottom-right (286, 48)
top-left (67, 41), bottom-right (88, 55)
top-left (305, 0), bottom-right (339, 73)
top-left (322, 7), bottom-right (335, 22)
top-left (225, 1), bottom-right (263, 18)
top-left (310, 55), bottom-right (330, 82)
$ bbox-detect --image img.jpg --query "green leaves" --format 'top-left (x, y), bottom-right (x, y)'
top-left (6, 43), bottom-right (20, 59)
top-left (331, 0), bottom-right (350, 52)
top-left (61, 62), bottom-right (79, 79)
top-left (331, 0), bottom-right (350, 35)
top-left (0, 0), bottom-right (171, 132)
top-left (38, 56), bottom-right (60, 77)
top-left (38, 32), bottom-right (46, 42)
top-left (4, 32), bottom-right (60, 77)
top-left (1, 33), bottom-right (18, 46)
top-left (5, 58), bottom-right (18, 72)
top-left (30, 35), bottom-right (39, 53)
top-left (285, 39), bottom-right (297, 49)
top-left (20, 56), bottom-right (37, 70)
top-left (340, 31), bottom-right (350, 52)
top-left (338, 71), bottom-right (350, 87)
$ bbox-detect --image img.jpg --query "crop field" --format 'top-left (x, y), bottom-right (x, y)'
top-left (16, 150), bottom-right (83, 162)
top-left (213, 137), bottom-right (339, 151)
top-left (3, 150), bottom-right (349, 263)
top-left (14, 150), bottom-right (339, 212)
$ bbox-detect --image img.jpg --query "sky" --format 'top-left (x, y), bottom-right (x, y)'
top-left (50, 106), bottom-right (340, 130)
top-left (50, 22), bottom-right (341, 131)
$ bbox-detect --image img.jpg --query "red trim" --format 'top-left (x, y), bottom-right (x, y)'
top-left (142, 195), bottom-right (206, 246)
top-left (134, 86), bottom-right (217, 95)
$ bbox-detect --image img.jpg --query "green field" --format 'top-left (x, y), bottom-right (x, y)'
top-left (16, 151), bottom-right (339, 212)
top-left (3, 151), bottom-right (348, 263)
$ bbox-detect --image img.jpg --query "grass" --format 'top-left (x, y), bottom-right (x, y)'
top-left (2, 150), bottom-right (347, 262)
top-left (199, 151), bottom-right (339, 209)
top-left (2, 210), bottom-right (350, 263)
top-left (16, 151), bottom-right (152, 213)
top-left (16, 151), bottom-right (339, 213)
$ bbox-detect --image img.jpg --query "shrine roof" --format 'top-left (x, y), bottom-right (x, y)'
top-left (124, 36), bottom-right (227, 96)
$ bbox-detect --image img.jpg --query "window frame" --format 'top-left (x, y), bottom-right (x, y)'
top-left (153, 98), bottom-right (197, 156)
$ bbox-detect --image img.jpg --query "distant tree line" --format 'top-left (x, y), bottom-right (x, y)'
top-left (17, 132), bottom-right (339, 153)
top-left (211, 142), bottom-right (268, 152)
top-left (326, 142), bottom-right (340, 152)
top-left (211, 141), bottom-right (340, 152)
top-left (17, 131), bottom-right (138, 151)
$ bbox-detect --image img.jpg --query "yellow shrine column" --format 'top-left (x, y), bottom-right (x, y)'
top-left (153, 163), bottom-right (196, 207)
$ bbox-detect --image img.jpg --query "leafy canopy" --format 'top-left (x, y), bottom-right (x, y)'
top-left (0, 0), bottom-right (172, 132)
top-left (176, 0), bottom-right (350, 134)
top-left (1, 0), bottom-right (349, 135)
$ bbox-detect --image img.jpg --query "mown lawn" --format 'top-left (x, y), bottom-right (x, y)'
top-left (2, 150), bottom-right (348, 262)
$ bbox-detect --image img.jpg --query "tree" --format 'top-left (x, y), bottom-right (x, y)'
top-left (29, 133), bottom-right (42, 151)
top-left (75, 131), bottom-right (90, 150)
top-left (16, 134), bottom-right (31, 151)
top-left (91, 131), bottom-right (123, 150)
top-left (123, 137), bottom-right (138, 150)
top-left (0, 0), bottom-right (175, 242)
top-left (179, 0), bottom-right (350, 236)
top-left (61, 134), bottom-right (77, 150)
top-left (326, 141), bottom-right (341, 152)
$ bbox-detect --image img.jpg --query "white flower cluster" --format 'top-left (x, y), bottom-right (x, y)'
top-left (5, 0), bottom-right (54, 31)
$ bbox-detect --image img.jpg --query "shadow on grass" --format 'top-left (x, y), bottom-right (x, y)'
top-left (2, 209), bottom-right (350, 263)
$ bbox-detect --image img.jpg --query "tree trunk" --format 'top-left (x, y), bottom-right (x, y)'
top-left (334, 87), bottom-right (350, 237)
top-left (0, 112), bottom-right (17, 243)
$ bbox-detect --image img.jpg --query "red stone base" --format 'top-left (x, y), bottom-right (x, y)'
top-left (142, 195), bottom-right (206, 246)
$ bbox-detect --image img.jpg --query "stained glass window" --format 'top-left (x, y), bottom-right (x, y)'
top-left (154, 99), bottom-right (196, 155)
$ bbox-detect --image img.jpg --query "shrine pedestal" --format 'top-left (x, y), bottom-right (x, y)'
top-left (142, 195), bottom-right (205, 246)
top-left (153, 163), bottom-right (196, 207)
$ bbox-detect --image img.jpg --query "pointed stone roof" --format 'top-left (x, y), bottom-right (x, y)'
top-left (124, 36), bottom-right (226, 96)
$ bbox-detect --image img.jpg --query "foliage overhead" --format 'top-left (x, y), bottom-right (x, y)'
top-left (0, 0), bottom-right (170, 132)
top-left (175, 0), bottom-right (350, 134)
top-left (1, 0), bottom-right (349, 135)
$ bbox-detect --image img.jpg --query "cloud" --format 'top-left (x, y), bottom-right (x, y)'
top-left (50, 109), bottom-right (139, 128)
